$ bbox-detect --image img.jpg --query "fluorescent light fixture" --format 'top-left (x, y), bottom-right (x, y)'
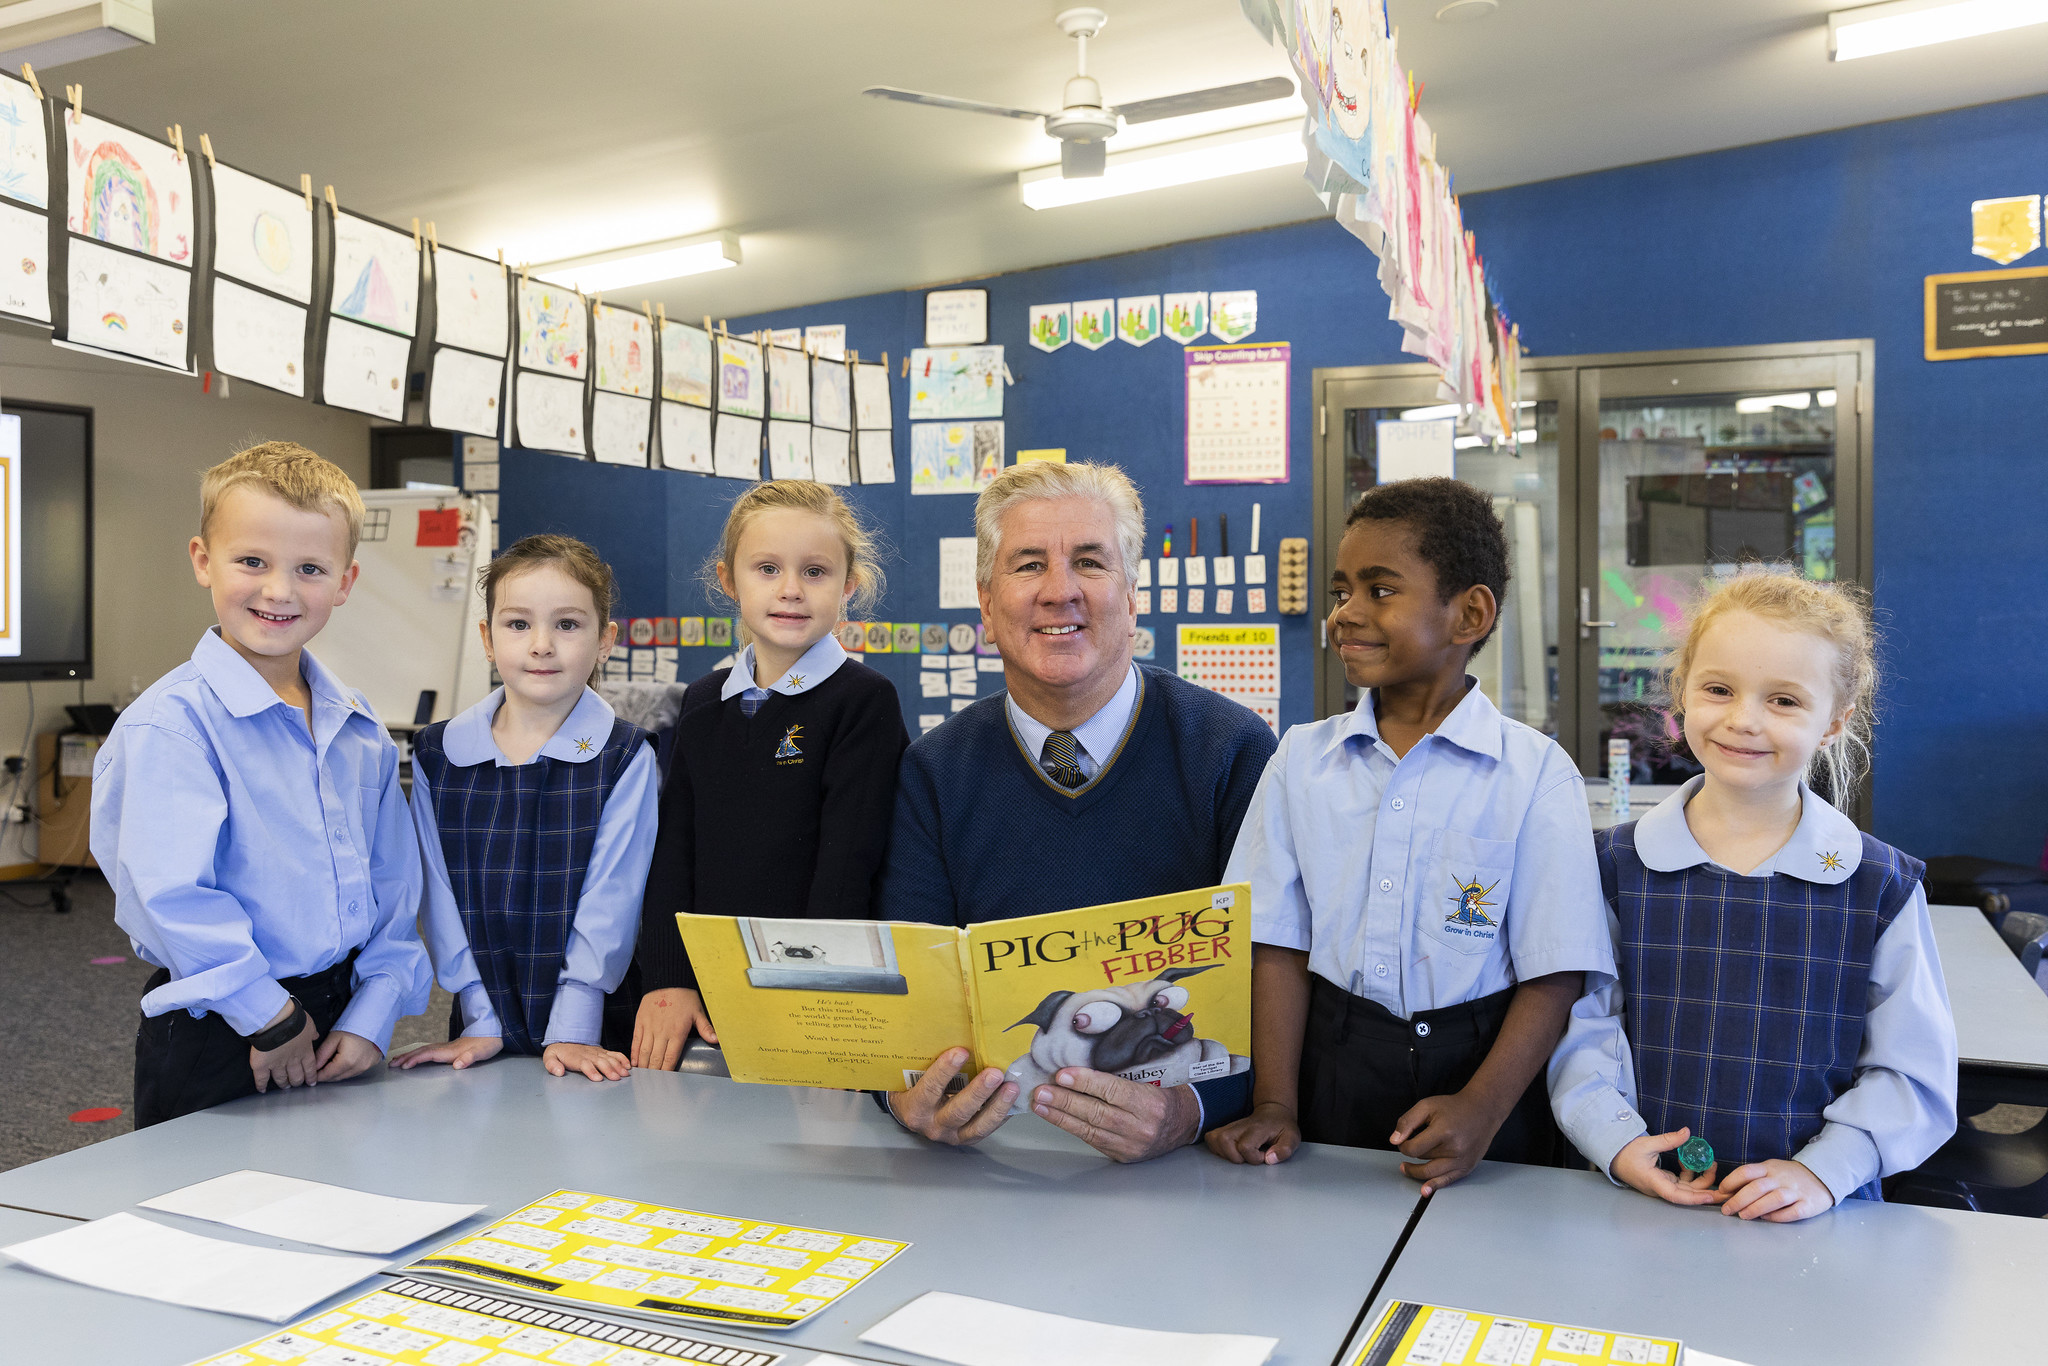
top-left (1399, 403), bottom-right (1462, 421)
top-left (1734, 392), bottom-right (1814, 414)
top-left (1453, 427), bottom-right (1538, 450)
top-left (0, 0), bottom-right (152, 68)
top-left (1818, 388), bottom-right (1838, 407)
top-left (536, 231), bottom-right (740, 293)
top-left (1828, 0), bottom-right (2048, 60)
top-left (1019, 121), bottom-right (1305, 211)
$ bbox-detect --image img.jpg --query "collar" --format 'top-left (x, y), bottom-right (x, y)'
top-left (443, 686), bottom-right (618, 766)
top-left (1007, 663), bottom-right (1141, 768)
top-left (1323, 676), bottom-right (1504, 762)
top-left (720, 634), bottom-right (849, 702)
top-left (1634, 775), bottom-right (1862, 883)
top-left (191, 628), bottom-right (364, 723)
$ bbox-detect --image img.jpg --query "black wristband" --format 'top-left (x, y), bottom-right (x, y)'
top-left (245, 998), bottom-right (308, 1052)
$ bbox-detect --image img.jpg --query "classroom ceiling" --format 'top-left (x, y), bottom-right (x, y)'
top-left (59, 0), bottom-right (2048, 321)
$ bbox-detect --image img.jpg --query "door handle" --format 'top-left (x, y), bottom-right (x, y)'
top-left (1578, 587), bottom-right (1615, 638)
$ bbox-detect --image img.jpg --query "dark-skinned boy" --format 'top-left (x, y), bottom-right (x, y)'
top-left (1207, 478), bottom-right (1614, 1192)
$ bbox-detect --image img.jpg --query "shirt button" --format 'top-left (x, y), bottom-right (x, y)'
top-left (1390, 797), bottom-right (1405, 811)
top-left (348, 901), bottom-right (359, 913)
top-left (333, 830), bottom-right (346, 842)
top-left (1414, 1021), bottom-right (1432, 1038)
top-left (1379, 878), bottom-right (1393, 893)
top-left (1615, 1109), bottom-right (1632, 1122)
top-left (1374, 964), bottom-right (1389, 978)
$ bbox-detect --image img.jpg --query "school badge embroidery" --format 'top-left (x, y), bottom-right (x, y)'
top-left (572, 736), bottom-right (595, 755)
top-left (1445, 875), bottom-right (1500, 928)
top-left (773, 725), bottom-right (804, 761)
top-left (1818, 850), bottom-right (1844, 872)
top-left (782, 673), bottom-right (806, 691)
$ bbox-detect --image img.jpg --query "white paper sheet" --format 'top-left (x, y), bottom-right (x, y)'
top-left (140, 1170), bottom-right (484, 1255)
top-left (1, 1212), bottom-right (386, 1323)
top-left (856, 427), bottom-right (894, 484)
top-left (330, 212), bottom-right (419, 336)
top-left (212, 278), bottom-right (307, 396)
top-left (767, 418), bottom-right (813, 479)
top-left (861, 1291), bottom-right (1276, 1366)
top-left (661, 400), bottom-right (713, 473)
top-left (938, 537), bottom-right (977, 610)
top-left (812, 425), bottom-right (852, 485)
top-left (715, 414), bottom-right (762, 480)
top-left (516, 370), bottom-right (587, 454)
top-left (592, 390), bottom-right (651, 465)
top-left (434, 247), bottom-right (509, 356)
top-left (210, 164), bottom-right (313, 303)
top-left (0, 199), bottom-right (50, 322)
top-left (853, 362), bottom-right (892, 428)
top-left (67, 237), bottom-right (189, 369)
top-left (323, 315), bottom-right (410, 420)
top-left (429, 346), bottom-right (504, 438)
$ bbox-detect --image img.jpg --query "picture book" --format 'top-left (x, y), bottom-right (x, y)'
top-left (677, 884), bottom-right (1250, 1100)
top-left (1350, 1301), bottom-right (1681, 1366)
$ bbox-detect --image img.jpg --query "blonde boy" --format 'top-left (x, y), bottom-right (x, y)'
top-left (92, 442), bottom-right (431, 1127)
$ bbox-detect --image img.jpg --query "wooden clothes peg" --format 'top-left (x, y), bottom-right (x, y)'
top-left (427, 222), bottom-right (439, 253)
top-left (17, 63), bottom-right (41, 101)
top-left (411, 217), bottom-right (421, 249)
top-left (496, 248), bottom-right (506, 277)
top-left (324, 184), bottom-right (339, 217)
top-left (66, 83), bottom-right (81, 122)
top-left (166, 124), bottom-right (184, 161)
top-left (300, 174), bottom-right (312, 210)
top-left (198, 133), bottom-right (215, 169)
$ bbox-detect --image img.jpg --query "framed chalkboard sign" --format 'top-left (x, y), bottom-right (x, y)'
top-left (1925, 266), bottom-right (2048, 360)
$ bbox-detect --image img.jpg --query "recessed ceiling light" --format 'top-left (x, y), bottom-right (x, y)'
top-left (535, 232), bottom-right (741, 292)
top-left (1018, 121), bottom-right (1304, 210)
top-left (1435, 0), bottom-right (1500, 21)
top-left (1829, 0), bottom-right (2048, 61)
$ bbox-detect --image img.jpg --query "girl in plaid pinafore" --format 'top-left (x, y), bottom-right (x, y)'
top-left (393, 536), bottom-right (661, 1082)
top-left (1551, 570), bottom-right (1956, 1222)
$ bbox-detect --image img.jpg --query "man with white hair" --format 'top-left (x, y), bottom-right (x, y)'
top-left (877, 461), bottom-right (1276, 1161)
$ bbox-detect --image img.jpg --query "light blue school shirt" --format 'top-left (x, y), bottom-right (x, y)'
top-left (91, 629), bottom-right (431, 1050)
top-left (1231, 679), bottom-right (1614, 1016)
top-left (720, 633), bottom-right (851, 708)
top-left (1548, 777), bottom-right (1958, 1199)
top-left (1004, 663), bottom-right (1139, 784)
top-left (413, 686), bottom-right (660, 1047)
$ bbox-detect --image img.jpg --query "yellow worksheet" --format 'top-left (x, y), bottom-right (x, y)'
top-left (1351, 1301), bottom-right (1682, 1366)
top-left (183, 1275), bottom-right (784, 1366)
top-left (402, 1191), bottom-right (908, 1329)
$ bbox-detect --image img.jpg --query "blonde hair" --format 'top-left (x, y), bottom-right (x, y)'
top-left (707, 480), bottom-right (883, 618)
top-left (1667, 568), bottom-right (1878, 806)
top-left (200, 441), bottom-right (366, 559)
top-left (974, 460), bottom-right (1144, 588)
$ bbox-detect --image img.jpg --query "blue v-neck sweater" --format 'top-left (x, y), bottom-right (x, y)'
top-left (878, 665), bottom-right (1277, 1126)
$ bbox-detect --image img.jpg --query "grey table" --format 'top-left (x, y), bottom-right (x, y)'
top-left (1929, 903), bottom-right (2048, 1075)
top-left (0, 1205), bottom-right (847, 1366)
top-left (0, 1059), bottom-right (1424, 1366)
top-left (1351, 1159), bottom-right (2048, 1366)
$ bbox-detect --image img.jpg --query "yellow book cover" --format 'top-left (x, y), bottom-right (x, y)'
top-left (676, 883), bottom-right (1251, 1098)
top-left (1350, 1301), bottom-right (1682, 1366)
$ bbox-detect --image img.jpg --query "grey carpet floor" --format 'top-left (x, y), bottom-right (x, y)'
top-left (0, 872), bottom-right (453, 1173)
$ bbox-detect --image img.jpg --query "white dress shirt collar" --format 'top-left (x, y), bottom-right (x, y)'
top-left (1006, 663), bottom-right (1141, 778)
top-left (1634, 775), bottom-right (1862, 884)
top-left (443, 686), bottom-right (618, 767)
top-left (720, 633), bottom-right (849, 702)
top-left (1326, 676), bottom-right (1505, 763)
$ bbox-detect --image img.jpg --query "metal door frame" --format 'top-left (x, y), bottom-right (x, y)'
top-left (1313, 340), bottom-right (1876, 783)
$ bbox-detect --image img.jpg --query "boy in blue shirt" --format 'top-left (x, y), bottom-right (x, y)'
top-left (1208, 478), bottom-right (1613, 1192)
top-left (93, 442), bottom-right (431, 1128)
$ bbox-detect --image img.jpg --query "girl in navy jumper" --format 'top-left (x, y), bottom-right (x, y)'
top-left (392, 535), bottom-right (659, 1082)
top-left (1551, 570), bottom-right (1955, 1221)
top-left (631, 481), bottom-right (907, 1070)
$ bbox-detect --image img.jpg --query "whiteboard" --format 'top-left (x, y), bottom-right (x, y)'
top-left (314, 488), bottom-right (493, 725)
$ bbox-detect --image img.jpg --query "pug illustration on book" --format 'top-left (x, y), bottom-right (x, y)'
top-left (1000, 965), bottom-right (1250, 1096)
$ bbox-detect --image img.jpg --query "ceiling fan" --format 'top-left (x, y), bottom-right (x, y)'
top-left (863, 7), bottom-right (1295, 179)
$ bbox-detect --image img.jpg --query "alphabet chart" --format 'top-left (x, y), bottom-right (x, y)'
top-left (1176, 624), bottom-right (1280, 734)
top-left (403, 1191), bottom-right (908, 1329)
top-left (186, 1278), bottom-right (784, 1366)
top-left (1185, 343), bottom-right (1289, 484)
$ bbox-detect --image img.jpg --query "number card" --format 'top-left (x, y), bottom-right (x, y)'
top-left (1185, 343), bottom-right (1289, 484)
top-left (404, 1190), bottom-right (909, 1330)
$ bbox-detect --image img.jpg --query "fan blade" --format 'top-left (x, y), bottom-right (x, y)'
top-left (862, 87), bottom-right (1046, 121)
top-left (1115, 76), bottom-right (1295, 125)
top-left (1062, 138), bottom-right (1107, 179)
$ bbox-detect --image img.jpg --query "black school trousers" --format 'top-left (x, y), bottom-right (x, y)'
top-left (1298, 973), bottom-right (1563, 1166)
top-left (133, 955), bottom-right (357, 1129)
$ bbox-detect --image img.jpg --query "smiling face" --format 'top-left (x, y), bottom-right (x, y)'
top-left (717, 507), bottom-right (855, 669)
top-left (482, 563), bottom-right (616, 709)
top-left (978, 494), bottom-right (1136, 711)
top-left (1326, 517), bottom-right (1494, 691)
top-left (1681, 609), bottom-right (1849, 798)
top-left (189, 485), bottom-right (357, 685)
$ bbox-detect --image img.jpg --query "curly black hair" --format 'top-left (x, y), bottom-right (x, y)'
top-left (1345, 476), bottom-right (1509, 656)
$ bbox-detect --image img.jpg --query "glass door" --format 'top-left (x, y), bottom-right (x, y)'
top-left (1576, 350), bottom-right (1867, 804)
top-left (1317, 367), bottom-right (1578, 744)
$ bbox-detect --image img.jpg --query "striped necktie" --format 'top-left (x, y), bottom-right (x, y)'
top-left (1040, 730), bottom-right (1086, 789)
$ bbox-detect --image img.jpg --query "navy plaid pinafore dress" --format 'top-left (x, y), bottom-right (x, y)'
top-left (413, 717), bottom-right (648, 1055)
top-left (1598, 823), bottom-right (1924, 1199)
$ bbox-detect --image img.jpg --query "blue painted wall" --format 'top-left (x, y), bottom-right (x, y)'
top-left (501, 90), bottom-right (2048, 865)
